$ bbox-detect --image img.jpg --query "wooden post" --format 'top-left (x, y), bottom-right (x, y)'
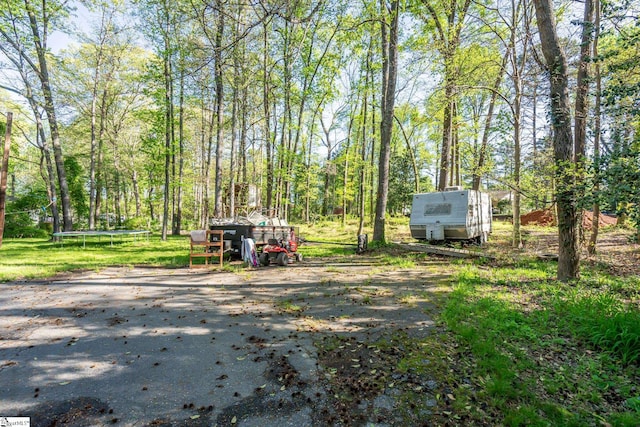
top-left (0, 112), bottom-right (13, 248)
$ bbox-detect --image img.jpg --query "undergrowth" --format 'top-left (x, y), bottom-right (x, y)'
top-left (415, 261), bottom-right (640, 426)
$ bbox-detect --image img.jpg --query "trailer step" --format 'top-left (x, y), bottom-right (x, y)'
top-left (396, 242), bottom-right (495, 260)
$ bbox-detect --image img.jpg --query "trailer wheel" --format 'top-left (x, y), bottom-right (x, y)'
top-left (277, 252), bottom-right (289, 266)
top-left (259, 252), bottom-right (270, 266)
top-left (295, 253), bottom-right (303, 262)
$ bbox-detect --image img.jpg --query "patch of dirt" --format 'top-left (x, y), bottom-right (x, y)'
top-left (23, 397), bottom-right (112, 427)
top-left (315, 332), bottom-right (439, 425)
top-left (489, 221), bottom-right (640, 278)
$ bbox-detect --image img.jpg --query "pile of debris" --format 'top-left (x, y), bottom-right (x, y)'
top-left (209, 210), bottom-right (288, 227)
top-left (582, 210), bottom-right (617, 230)
top-left (520, 209), bottom-right (617, 228)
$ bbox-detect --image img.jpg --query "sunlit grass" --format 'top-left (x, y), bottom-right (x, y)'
top-left (408, 254), bottom-right (640, 426)
top-left (0, 235), bottom-right (189, 282)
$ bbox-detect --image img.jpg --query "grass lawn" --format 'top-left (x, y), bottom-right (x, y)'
top-left (0, 235), bottom-right (190, 282)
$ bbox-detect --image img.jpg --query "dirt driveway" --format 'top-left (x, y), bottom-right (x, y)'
top-left (0, 256), bottom-right (449, 426)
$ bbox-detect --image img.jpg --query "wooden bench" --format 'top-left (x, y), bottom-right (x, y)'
top-left (189, 229), bottom-right (224, 268)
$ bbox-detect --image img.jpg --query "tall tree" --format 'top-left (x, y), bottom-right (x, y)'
top-left (0, 39), bottom-right (61, 233)
top-left (573, 0), bottom-right (595, 244)
top-left (587, 0), bottom-right (601, 255)
top-left (0, 0), bottom-right (74, 230)
top-left (0, 112), bottom-right (12, 247)
top-left (533, 0), bottom-right (580, 281)
top-left (418, 0), bottom-right (473, 191)
top-left (373, 0), bottom-right (399, 243)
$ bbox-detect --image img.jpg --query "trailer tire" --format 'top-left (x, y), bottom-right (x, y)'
top-left (259, 252), bottom-right (270, 266)
top-left (295, 253), bottom-right (303, 262)
top-left (277, 252), bottom-right (289, 266)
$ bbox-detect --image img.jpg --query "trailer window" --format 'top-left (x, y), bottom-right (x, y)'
top-left (423, 203), bottom-right (451, 216)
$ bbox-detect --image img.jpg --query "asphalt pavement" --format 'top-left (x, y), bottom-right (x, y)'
top-left (0, 262), bottom-right (438, 426)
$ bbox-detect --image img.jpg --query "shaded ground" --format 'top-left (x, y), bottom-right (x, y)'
top-left (517, 227), bottom-right (640, 277)
top-left (0, 256), bottom-right (449, 426)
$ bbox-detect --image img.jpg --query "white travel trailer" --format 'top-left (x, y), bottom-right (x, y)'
top-left (409, 187), bottom-right (492, 243)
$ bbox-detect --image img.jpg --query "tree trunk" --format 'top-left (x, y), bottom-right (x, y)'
top-left (36, 112), bottom-right (60, 235)
top-left (394, 116), bottom-right (420, 193)
top-left (342, 111), bottom-right (355, 226)
top-left (204, 101), bottom-right (215, 227)
top-left (132, 169), bottom-right (141, 217)
top-left (472, 53), bottom-right (509, 191)
top-left (263, 21), bottom-right (274, 215)
top-left (20, 67), bottom-right (61, 234)
top-left (88, 8), bottom-right (111, 231)
top-left (229, 59), bottom-right (239, 218)
top-left (373, 0), bottom-right (399, 243)
top-left (574, 0), bottom-right (594, 244)
top-left (512, 79), bottom-right (522, 248)
top-left (95, 89), bottom-right (108, 227)
top-left (321, 116), bottom-right (333, 217)
top-left (438, 80), bottom-right (454, 191)
top-left (173, 68), bottom-right (185, 234)
top-left (358, 71), bottom-right (369, 236)
top-left (0, 112), bottom-right (12, 247)
top-left (588, 0), bottom-right (601, 255)
top-left (89, 67), bottom-right (100, 230)
top-left (26, 2), bottom-right (73, 231)
top-left (161, 7), bottom-right (172, 241)
top-left (510, 0), bottom-right (527, 249)
top-left (534, 0), bottom-right (580, 281)
top-left (213, 5), bottom-right (225, 218)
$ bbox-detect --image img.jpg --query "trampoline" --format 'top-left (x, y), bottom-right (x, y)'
top-left (52, 229), bottom-right (151, 247)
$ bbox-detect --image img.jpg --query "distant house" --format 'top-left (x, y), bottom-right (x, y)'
top-left (490, 191), bottom-right (512, 214)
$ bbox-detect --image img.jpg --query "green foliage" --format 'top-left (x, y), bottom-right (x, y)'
top-left (388, 150), bottom-right (415, 214)
top-left (123, 216), bottom-right (158, 231)
top-left (420, 257), bottom-right (640, 426)
top-left (64, 156), bottom-right (89, 223)
top-left (557, 292), bottom-right (640, 364)
top-left (3, 190), bottom-right (50, 238)
top-left (599, 147), bottom-right (640, 230)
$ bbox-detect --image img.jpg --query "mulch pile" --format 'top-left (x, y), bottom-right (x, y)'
top-left (582, 210), bottom-right (617, 230)
top-left (520, 209), bottom-right (617, 229)
top-left (521, 210), bottom-right (556, 226)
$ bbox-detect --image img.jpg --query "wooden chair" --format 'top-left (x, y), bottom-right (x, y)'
top-left (189, 229), bottom-right (224, 268)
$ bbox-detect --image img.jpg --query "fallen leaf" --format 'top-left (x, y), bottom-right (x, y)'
top-left (236, 356), bottom-right (246, 361)
top-left (59, 382), bottom-right (70, 385)
top-left (447, 393), bottom-right (456, 401)
top-left (231, 416), bottom-right (237, 424)
top-left (190, 415), bottom-right (200, 420)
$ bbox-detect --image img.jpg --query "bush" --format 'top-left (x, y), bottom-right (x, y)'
top-left (123, 216), bottom-right (158, 231)
top-left (3, 190), bottom-right (50, 238)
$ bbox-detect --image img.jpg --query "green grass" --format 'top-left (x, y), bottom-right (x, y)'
top-left (275, 298), bottom-right (305, 314)
top-left (399, 260), bottom-right (640, 425)
top-left (0, 216), bottom-right (414, 282)
top-left (0, 235), bottom-right (189, 282)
